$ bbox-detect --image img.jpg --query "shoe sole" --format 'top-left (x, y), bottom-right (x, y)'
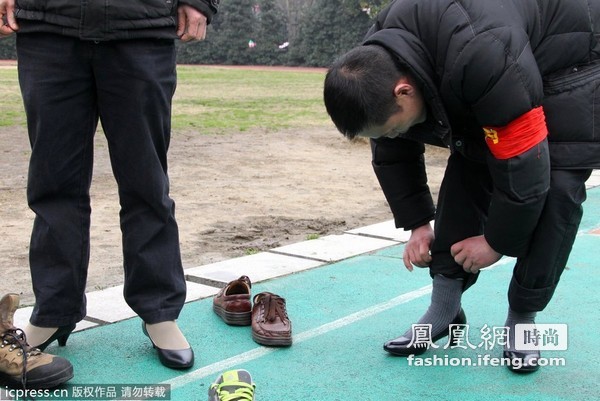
top-left (383, 343), bottom-right (429, 356)
top-left (507, 364), bottom-right (540, 373)
top-left (252, 331), bottom-right (292, 347)
top-left (1, 364), bottom-right (74, 389)
top-left (213, 304), bottom-right (251, 326)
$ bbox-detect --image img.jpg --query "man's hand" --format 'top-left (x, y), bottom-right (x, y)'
top-left (403, 223), bottom-right (434, 271)
top-left (177, 5), bottom-right (207, 42)
top-left (0, 0), bottom-right (18, 36)
top-left (450, 235), bottom-right (502, 274)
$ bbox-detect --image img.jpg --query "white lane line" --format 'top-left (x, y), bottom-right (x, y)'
top-left (165, 284), bottom-right (432, 389)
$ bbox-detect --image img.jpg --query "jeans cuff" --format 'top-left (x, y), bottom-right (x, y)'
top-left (508, 275), bottom-right (556, 313)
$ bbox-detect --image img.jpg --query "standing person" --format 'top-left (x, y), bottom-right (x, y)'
top-left (0, 0), bottom-right (219, 370)
top-left (324, 0), bottom-right (600, 373)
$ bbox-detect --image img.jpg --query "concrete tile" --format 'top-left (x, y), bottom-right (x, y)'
top-left (74, 320), bottom-right (98, 331)
top-left (85, 282), bottom-right (218, 323)
top-left (586, 170), bottom-right (600, 188)
top-left (185, 252), bottom-right (324, 285)
top-left (270, 233), bottom-right (398, 262)
top-left (346, 220), bottom-right (410, 242)
top-left (13, 306), bottom-right (33, 330)
top-left (13, 305), bottom-right (32, 329)
top-left (84, 285), bottom-right (134, 323)
top-left (185, 280), bottom-right (221, 301)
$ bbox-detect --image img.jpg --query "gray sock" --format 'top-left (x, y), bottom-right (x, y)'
top-left (505, 308), bottom-right (537, 352)
top-left (402, 274), bottom-right (463, 339)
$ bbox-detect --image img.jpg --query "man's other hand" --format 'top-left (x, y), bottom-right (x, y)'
top-left (451, 235), bottom-right (502, 274)
top-left (403, 223), bottom-right (434, 271)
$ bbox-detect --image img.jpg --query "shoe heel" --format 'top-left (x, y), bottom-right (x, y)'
top-left (57, 332), bottom-right (72, 347)
top-left (447, 308), bottom-right (467, 346)
top-left (37, 324), bottom-right (76, 351)
top-left (448, 329), bottom-right (460, 346)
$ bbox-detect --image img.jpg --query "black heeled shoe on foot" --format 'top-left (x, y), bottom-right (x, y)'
top-left (142, 323), bottom-right (194, 370)
top-left (35, 324), bottom-right (76, 351)
top-left (503, 349), bottom-right (541, 373)
top-left (384, 308), bottom-right (467, 356)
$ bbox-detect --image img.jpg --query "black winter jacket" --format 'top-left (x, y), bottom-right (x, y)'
top-left (364, 0), bottom-right (600, 257)
top-left (14, 0), bottom-right (219, 41)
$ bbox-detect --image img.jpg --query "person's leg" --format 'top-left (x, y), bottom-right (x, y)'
top-left (17, 33), bottom-right (97, 330)
top-left (429, 153), bottom-right (494, 287)
top-left (423, 151), bottom-right (493, 322)
top-left (508, 168), bottom-right (592, 312)
top-left (94, 40), bottom-right (186, 323)
top-left (385, 152), bottom-right (492, 355)
top-left (92, 38), bottom-right (185, 324)
top-left (91, 39), bottom-right (191, 368)
top-left (503, 168), bottom-right (591, 371)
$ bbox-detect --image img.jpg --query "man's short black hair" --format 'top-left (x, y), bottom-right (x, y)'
top-left (324, 45), bottom-right (405, 139)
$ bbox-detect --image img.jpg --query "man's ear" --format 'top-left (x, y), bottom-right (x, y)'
top-left (393, 77), bottom-right (415, 98)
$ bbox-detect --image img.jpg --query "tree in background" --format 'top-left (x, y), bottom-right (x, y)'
top-left (358, 0), bottom-right (392, 17)
top-left (211, 0), bottom-right (257, 64)
top-left (0, 36), bottom-right (16, 59)
top-left (275, 0), bottom-right (316, 44)
top-left (178, 0), bottom-right (288, 65)
top-left (176, 0), bottom-right (380, 67)
top-left (288, 0), bottom-right (372, 67)
top-left (250, 0), bottom-right (289, 65)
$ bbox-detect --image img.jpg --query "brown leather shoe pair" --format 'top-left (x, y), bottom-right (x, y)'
top-left (213, 276), bottom-right (292, 346)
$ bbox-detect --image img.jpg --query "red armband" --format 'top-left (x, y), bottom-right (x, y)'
top-left (482, 106), bottom-right (548, 159)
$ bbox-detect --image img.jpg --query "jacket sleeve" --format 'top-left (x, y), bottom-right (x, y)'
top-left (452, 29), bottom-right (550, 257)
top-left (179, 0), bottom-right (219, 24)
top-left (371, 137), bottom-right (435, 231)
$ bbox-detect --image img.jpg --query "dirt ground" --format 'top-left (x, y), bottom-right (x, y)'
top-left (0, 124), bottom-right (448, 307)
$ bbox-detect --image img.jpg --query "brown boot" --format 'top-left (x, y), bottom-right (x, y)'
top-left (0, 294), bottom-right (74, 389)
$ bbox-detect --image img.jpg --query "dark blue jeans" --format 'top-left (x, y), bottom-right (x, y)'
top-left (17, 33), bottom-right (186, 326)
top-left (430, 152), bottom-right (591, 312)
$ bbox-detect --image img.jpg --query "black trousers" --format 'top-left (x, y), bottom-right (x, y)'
top-left (17, 33), bottom-right (187, 326)
top-left (429, 152), bottom-right (591, 313)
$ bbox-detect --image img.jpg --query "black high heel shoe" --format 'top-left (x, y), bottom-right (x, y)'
top-left (142, 322), bottom-right (194, 370)
top-left (384, 308), bottom-right (467, 356)
top-left (35, 324), bottom-right (76, 351)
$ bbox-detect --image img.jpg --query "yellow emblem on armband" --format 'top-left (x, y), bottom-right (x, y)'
top-left (483, 128), bottom-right (499, 144)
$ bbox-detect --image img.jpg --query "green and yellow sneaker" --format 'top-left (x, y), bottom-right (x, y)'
top-left (208, 369), bottom-right (255, 401)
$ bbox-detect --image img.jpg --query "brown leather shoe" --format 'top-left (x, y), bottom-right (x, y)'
top-left (213, 276), bottom-right (252, 326)
top-left (251, 292), bottom-right (292, 346)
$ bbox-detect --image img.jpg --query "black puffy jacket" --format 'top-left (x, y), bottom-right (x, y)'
top-left (364, 0), bottom-right (600, 257)
top-left (15, 0), bottom-right (219, 41)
